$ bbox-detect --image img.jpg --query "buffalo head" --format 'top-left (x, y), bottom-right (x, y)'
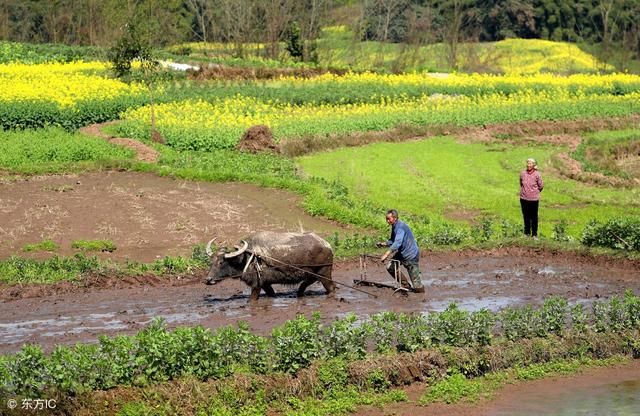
top-left (205, 238), bottom-right (249, 285)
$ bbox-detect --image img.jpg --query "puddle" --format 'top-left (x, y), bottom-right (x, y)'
top-left (491, 379), bottom-right (640, 416)
top-left (428, 296), bottom-right (524, 312)
top-left (537, 266), bottom-right (557, 275)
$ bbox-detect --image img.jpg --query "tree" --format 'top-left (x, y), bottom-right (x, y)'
top-left (185, 0), bottom-right (213, 43)
top-left (109, 22), bottom-right (163, 143)
top-left (258, 0), bottom-right (296, 59)
top-left (362, 0), bottom-right (412, 42)
top-left (435, 0), bottom-right (477, 69)
top-left (476, 0), bottom-right (536, 41)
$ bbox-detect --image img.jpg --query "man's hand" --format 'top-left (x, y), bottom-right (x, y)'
top-left (375, 241), bottom-right (387, 248)
top-left (380, 251), bottom-right (391, 262)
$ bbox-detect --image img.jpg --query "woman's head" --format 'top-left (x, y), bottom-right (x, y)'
top-left (526, 158), bottom-right (537, 171)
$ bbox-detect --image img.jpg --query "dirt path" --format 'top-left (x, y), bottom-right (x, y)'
top-left (79, 122), bottom-right (160, 162)
top-left (1, 247), bottom-right (638, 354)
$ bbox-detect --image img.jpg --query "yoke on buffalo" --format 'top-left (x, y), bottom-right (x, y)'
top-left (205, 231), bottom-right (336, 301)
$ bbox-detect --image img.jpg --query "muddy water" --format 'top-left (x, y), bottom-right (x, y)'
top-left (1, 249), bottom-right (638, 355)
top-left (493, 380), bottom-right (640, 415)
top-left (483, 367), bottom-right (640, 416)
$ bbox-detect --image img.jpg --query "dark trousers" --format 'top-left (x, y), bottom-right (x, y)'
top-left (520, 199), bottom-right (539, 237)
top-left (386, 254), bottom-right (423, 289)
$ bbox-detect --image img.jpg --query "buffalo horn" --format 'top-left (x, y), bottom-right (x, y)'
top-left (224, 240), bottom-right (248, 258)
top-left (205, 238), bottom-right (217, 257)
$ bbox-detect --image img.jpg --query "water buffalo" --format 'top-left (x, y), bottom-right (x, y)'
top-left (205, 231), bottom-right (335, 301)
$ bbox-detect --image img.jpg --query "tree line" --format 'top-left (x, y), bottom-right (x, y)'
top-left (1, 0), bottom-right (638, 62)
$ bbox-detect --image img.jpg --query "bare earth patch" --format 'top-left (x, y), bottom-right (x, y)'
top-left (0, 171), bottom-right (350, 262)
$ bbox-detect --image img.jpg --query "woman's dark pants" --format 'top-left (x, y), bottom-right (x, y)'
top-left (520, 199), bottom-right (539, 237)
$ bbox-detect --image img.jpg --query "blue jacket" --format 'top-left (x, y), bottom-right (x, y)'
top-left (387, 220), bottom-right (419, 261)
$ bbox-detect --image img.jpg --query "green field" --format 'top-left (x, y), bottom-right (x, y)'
top-left (298, 135), bottom-right (640, 239)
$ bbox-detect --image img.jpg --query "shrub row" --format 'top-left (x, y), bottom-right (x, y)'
top-left (2, 291), bottom-right (639, 397)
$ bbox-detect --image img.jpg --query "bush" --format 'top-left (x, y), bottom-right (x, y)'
top-left (552, 219), bottom-right (572, 242)
top-left (581, 217), bottom-right (640, 250)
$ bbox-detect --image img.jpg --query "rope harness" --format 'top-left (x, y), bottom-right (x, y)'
top-left (215, 250), bottom-right (377, 298)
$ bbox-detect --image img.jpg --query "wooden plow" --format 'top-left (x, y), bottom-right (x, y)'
top-left (353, 254), bottom-right (411, 294)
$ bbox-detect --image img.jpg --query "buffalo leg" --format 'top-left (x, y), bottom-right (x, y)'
top-left (297, 277), bottom-right (317, 297)
top-left (317, 266), bottom-right (336, 294)
top-left (250, 286), bottom-right (261, 301)
top-left (262, 284), bottom-right (276, 297)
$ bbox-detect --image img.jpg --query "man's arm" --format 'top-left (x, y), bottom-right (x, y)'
top-left (381, 228), bottom-right (404, 261)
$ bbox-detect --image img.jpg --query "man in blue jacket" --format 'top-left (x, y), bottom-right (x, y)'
top-left (377, 209), bottom-right (425, 293)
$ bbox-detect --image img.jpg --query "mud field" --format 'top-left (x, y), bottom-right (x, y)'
top-left (1, 170), bottom-right (639, 357)
top-left (0, 171), bottom-right (350, 262)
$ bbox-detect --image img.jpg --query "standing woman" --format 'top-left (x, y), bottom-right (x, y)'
top-left (519, 158), bottom-right (544, 239)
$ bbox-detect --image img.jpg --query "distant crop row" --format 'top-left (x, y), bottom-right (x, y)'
top-left (117, 91), bottom-right (640, 150)
top-left (0, 41), bottom-right (104, 65)
top-left (0, 62), bottom-right (146, 130)
top-left (2, 62), bottom-right (640, 131)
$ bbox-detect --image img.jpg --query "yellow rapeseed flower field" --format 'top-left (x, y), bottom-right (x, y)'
top-left (274, 71), bottom-right (640, 92)
top-left (122, 89), bottom-right (640, 132)
top-left (0, 61), bottom-right (144, 107)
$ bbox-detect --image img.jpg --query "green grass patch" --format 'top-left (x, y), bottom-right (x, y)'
top-left (0, 128), bottom-right (134, 174)
top-left (0, 246), bottom-right (210, 285)
top-left (420, 372), bottom-right (495, 404)
top-left (282, 387), bottom-right (407, 416)
top-left (147, 146), bottom-right (302, 189)
top-left (0, 254), bottom-right (101, 284)
top-left (297, 136), bottom-right (640, 239)
top-left (22, 239), bottom-right (58, 253)
top-left (71, 239), bottom-right (117, 253)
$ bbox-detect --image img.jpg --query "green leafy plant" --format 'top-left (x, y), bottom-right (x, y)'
top-left (271, 313), bottom-right (323, 373)
top-left (582, 217), bottom-right (640, 251)
top-left (472, 216), bottom-right (495, 242)
top-left (22, 239), bottom-right (58, 253)
top-left (553, 219), bottom-right (572, 242)
top-left (71, 239), bottom-right (117, 253)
